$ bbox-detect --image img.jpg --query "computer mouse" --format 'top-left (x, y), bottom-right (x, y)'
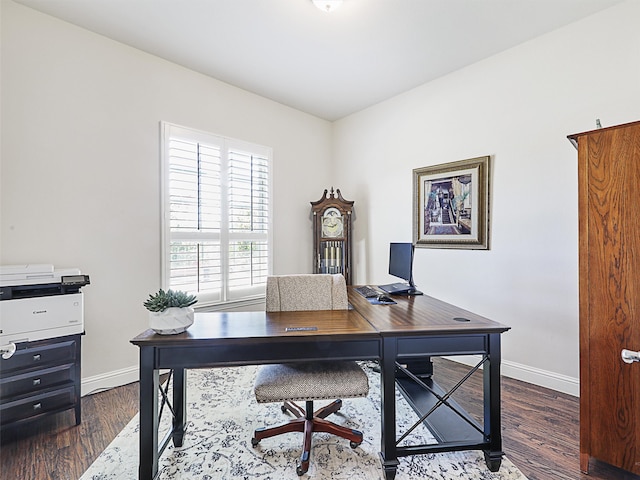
top-left (377, 294), bottom-right (394, 303)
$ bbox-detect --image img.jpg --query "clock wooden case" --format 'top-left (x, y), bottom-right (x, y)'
top-left (310, 188), bottom-right (354, 284)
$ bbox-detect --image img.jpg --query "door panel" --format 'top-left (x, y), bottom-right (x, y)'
top-left (585, 124), bottom-right (640, 473)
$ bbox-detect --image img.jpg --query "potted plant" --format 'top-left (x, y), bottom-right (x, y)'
top-left (144, 288), bottom-right (198, 335)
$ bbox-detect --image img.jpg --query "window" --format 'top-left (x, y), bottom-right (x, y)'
top-left (161, 122), bottom-right (271, 306)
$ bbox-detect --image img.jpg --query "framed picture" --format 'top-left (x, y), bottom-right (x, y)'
top-left (413, 156), bottom-right (490, 249)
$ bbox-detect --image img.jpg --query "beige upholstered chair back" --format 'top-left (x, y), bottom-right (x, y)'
top-left (265, 274), bottom-right (348, 312)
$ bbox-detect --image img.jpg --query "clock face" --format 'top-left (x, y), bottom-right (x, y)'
top-left (321, 208), bottom-right (344, 238)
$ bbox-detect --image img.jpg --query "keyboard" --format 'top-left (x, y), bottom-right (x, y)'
top-left (355, 285), bottom-right (379, 298)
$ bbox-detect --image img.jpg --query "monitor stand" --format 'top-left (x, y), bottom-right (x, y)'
top-left (378, 282), bottom-right (423, 296)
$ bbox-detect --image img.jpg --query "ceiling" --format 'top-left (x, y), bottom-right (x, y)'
top-left (14, 0), bottom-right (624, 121)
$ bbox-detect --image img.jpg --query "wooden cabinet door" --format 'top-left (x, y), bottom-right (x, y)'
top-left (576, 121), bottom-right (640, 474)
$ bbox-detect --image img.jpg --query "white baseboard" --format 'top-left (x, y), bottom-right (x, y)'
top-left (81, 365), bottom-right (139, 397)
top-left (82, 357), bottom-right (580, 398)
top-left (80, 301), bottom-right (264, 396)
top-left (80, 301), bottom-right (259, 396)
top-left (444, 355), bottom-right (579, 397)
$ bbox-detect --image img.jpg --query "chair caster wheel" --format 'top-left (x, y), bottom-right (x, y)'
top-left (281, 405), bottom-right (288, 413)
top-left (296, 465), bottom-right (307, 476)
top-left (251, 437), bottom-right (260, 447)
top-left (350, 441), bottom-right (361, 449)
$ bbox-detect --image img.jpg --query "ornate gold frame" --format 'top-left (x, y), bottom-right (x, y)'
top-left (413, 156), bottom-right (490, 249)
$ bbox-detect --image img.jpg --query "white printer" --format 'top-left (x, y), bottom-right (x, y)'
top-left (0, 264), bottom-right (90, 346)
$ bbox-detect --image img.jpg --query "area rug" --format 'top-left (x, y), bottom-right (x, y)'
top-left (80, 363), bottom-right (528, 480)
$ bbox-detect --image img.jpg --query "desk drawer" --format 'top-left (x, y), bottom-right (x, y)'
top-left (157, 338), bottom-right (381, 368)
top-left (0, 339), bottom-right (77, 374)
top-left (396, 334), bottom-right (488, 357)
top-left (0, 363), bottom-right (75, 400)
top-left (0, 385), bottom-right (76, 425)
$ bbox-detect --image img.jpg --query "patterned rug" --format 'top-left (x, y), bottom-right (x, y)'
top-left (80, 363), bottom-right (528, 480)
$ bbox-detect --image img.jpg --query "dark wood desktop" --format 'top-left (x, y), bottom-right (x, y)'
top-left (131, 291), bottom-right (509, 480)
top-left (131, 309), bottom-right (380, 480)
top-left (347, 289), bottom-right (510, 478)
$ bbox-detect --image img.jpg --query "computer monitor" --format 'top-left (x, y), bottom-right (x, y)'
top-left (378, 242), bottom-right (422, 295)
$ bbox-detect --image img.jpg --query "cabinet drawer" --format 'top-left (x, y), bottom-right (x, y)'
top-left (0, 339), bottom-right (76, 374)
top-left (0, 385), bottom-right (76, 425)
top-left (0, 364), bottom-right (75, 400)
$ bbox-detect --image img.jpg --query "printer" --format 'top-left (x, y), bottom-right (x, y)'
top-left (0, 264), bottom-right (90, 346)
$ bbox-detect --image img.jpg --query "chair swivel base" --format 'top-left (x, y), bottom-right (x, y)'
top-left (251, 399), bottom-right (363, 476)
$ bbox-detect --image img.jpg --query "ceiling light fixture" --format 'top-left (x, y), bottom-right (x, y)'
top-left (312, 0), bottom-right (343, 13)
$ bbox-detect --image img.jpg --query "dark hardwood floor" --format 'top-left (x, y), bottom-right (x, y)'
top-left (1, 381), bottom-right (139, 480)
top-left (430, 359), bottom-right (640, 480)
top-left (1, 358), bottom-right (638, 479)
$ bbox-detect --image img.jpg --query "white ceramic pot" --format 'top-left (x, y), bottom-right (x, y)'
top-left (149, 307), bottom-right (195, 335)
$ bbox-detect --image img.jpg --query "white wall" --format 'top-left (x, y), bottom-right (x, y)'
top-left (3, 0), bottom-right (639, 397)
top-left (1, 1), bottom-right (332, 392)
top-left (333, 0), bottom-right (640, 395)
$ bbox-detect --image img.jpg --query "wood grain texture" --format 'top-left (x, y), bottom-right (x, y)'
top-left (347, 289), bottom-right (510, 335)
top-left (0, 379), bottom-right (139, 480)
top-left (1, 359), bottom-right (638, 479)
top-left (431, 359), bottom-right (639, 480)
top-left (131, 309), bottom-right (378, 347)
top-left (572, 120), bottom-right (640, 475)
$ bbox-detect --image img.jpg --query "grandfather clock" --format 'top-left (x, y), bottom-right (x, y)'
top-left (310, 188), bottom-right (354, 284)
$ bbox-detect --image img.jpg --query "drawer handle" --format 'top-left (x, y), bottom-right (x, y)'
top-left (33, 354), bottom-right (41, 362)
top-left (33, 378), bottom-right (42, 386)
top-left (33, 403), bottom-right (42, 411)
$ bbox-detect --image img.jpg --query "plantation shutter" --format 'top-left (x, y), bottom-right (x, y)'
top-left (227, 147), bottom-right (270, 289)
top-left (162, 123), bottom-right (271, 306)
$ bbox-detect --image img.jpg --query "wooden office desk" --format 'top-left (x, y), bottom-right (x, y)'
top-left (348, 288), bottom-right (510, 479)
top-left (131, 295), bottom-right (509, 480)
top-left (131, 309), bottom-right (380, 480)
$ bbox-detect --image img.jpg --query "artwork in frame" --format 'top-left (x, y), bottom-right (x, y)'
top-left (413, 156), bottom-right (490, 249)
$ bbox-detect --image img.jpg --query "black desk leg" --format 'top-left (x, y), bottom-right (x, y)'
top-left (379, 337), bottom-right (399, 480)
top-left (172, 368), bottom-right (186, 447)
top-left (139, 347), bottom-right (160, 480)
top-left (483, 333), bottom-right (504, 472)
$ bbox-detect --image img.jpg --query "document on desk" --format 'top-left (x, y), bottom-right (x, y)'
top-left (369, 297), bottom-right (396, 305)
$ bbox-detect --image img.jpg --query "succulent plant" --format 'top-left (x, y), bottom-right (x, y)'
top-left (143, 288), bottom-right (198, 312)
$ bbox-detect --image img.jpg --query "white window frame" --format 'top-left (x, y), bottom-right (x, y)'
top-left (160, 122), bottom-right (272, 308)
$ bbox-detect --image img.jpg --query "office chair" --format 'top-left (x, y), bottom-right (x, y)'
top-left (251, 274), bottom-right (369, 476)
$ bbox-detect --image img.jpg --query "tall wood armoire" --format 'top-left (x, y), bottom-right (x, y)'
top-left (569, 120), bottom-right (640, 475)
